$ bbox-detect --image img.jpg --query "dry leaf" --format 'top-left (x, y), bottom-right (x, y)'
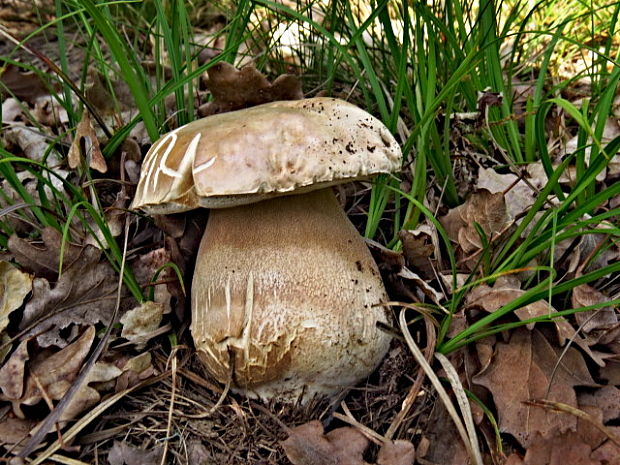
top-left (376, 440), bottom-right (415, 465)
top-left (465, 276), bottom-right (605, 366)
top-left (2, 97), bottom-right (24, 123)
top-left (68, 111), bottom-right (108, 173)
top-left (199, 62), bottom-right (303, 116)
top-left (34, 95), bottom-right (69, 128)
top-left (476, 167), bottom-right (541, 221)
top-left (107, 440), bottom-right (163, 465)
top-left (120, 301), bottom-right (164, 349)
top-left (571, 284), bottom-right (617, 333)
top-left (399, 225), bottom-right (436, 279)
top-left (19, 245), bottom-right (119, 348)
top-left (8, 227), bottom-right (84, 281)
top-left (281, 420), bottom-right (369, 465)
top-left (0, 261), bottom-right (32, 333)
top-left (523, 431), bottom-right (600, 465)
top-left (0, 339), bottom-right (29, 400)
top-left (473, 328), bottom-right (597, 447)
top-left (11, 326), bottom-right (94, 418)
top-left (0, 416), bottom-right (36, 447)
top-left (418, 401), bottom-right (469, 465)
top-left (0, 63), bottom-right (50, 103)
top-left (578, 386), bottom-right (620, 423)
top-left (439, 189), bottom-right (509, 270)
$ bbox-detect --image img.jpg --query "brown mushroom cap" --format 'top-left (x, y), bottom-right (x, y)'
top-left (131, 97), bottom-right (400, 213)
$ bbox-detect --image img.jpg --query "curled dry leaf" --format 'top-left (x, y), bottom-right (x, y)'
top-left (199, 62), bottom-right (303, 116)
top-left (120, 301), bottom-right (164, 349)
top-left (399, 225), bottom-right (437, 279)
top-left (472, 328), bottom-right (597, 448)
top-left (19, 245), bottom-right (119, 348)
top-left (34, 95), bottom-right (70, 128)
top-left (0, 261), bottom-right (32, 334)
top-left (68, 111), bottom-right (108, 173)
top-left (2, 97), bottom-right (24, 123)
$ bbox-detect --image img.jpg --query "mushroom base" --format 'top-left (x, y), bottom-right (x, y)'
top-left (191, 188), bottom-right (391, 402)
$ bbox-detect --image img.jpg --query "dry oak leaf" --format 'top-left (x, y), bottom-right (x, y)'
top-left (200, 61), bottom-right (303, 116)
top-left (476, 167), bottom-right (541, 221)
top-left (0, 261), bottom-right (32, 334)
top-left (19, 245), bottom-right (119, 348)
top-left (282, 420), bottom-right (369, 465)
top-left (571, 284), bottom-right (617, 334)
top-left (466, 275), bottom-right (606, 366)
top-left (282, 420), bottom-right (415, 465)
top-left (0, 416), bottom-right (36, 448)
top-left (7, 326), bottom-right (94, 418)
top-left (472, 328), bottom-right (597, 448)
top-left (578, 386), bottom-right (620, 423)
top-left (522, 431), bottom-right (600, 465)
top-left (8, 227), bottom-right (84, 281)
top-left (439, 189), bottom-right (509, 270)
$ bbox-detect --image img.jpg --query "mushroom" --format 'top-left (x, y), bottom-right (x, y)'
top-left (132, 97), bottom-right (402, 401)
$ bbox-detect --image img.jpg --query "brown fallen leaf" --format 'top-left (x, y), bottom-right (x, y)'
top-left (68, 111), bottom-right (108, 173)
top-left (0, 339), bottom-right (29, 400)
top-left (476, 167), bottom-right (541, 221)
top-left (472, 328), bottom-right (597, 447)
top-left (523, 431), bottom-right (600, 465)
top-left (120, 301), bottom-right (164, 349)
top-left (107, 440), bottom-right (163, 465)
top-left (8, 227), bottom-right (84, 281)
top-left (578, 386), bottom-right (620, 423)
top-left (0, 63), bottom-right (51, 104)
top-left (571, 284), bottom-right (617, 334)
top-left (19, 245), bottom-right (119, 348)
top-left (0, 261), bottom-right (32, 334)
top-left (376, 440), bottom-right (415, 465)
top-left (399, 225), bottom-right (437, 279)
top-left (282, 420), bottom-right (369, 465)
top-left (465, 275), bottom-right (606, 366)
top-left (199, 62), bottom-right (303, 116)
top-left (439, 189), bottom-right (509, 270)
top-left (0, 416), bottom-right (36, 448)
top-left (418, 400), bottom-right (469, 465)
top-left (9, 326), bottom-right (94, 418)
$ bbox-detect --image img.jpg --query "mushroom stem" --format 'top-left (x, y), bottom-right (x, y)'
top-left (191, 188), bottom-right (390, 401)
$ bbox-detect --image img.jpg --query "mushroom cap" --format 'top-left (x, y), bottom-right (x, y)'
top-left (131, 97), bottom-right (400, 214)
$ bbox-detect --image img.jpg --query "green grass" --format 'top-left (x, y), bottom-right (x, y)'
top-left (1, 0), bottom-right (619, 355)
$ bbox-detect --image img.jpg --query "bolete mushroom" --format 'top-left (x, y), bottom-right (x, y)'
top-left (132, 97), bottom-right (402, 401)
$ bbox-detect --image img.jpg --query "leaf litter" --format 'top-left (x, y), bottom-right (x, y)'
top-left (0, 7), bottom-right (619, 465)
